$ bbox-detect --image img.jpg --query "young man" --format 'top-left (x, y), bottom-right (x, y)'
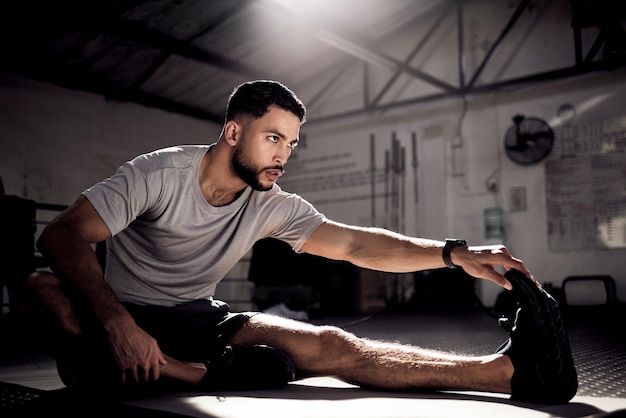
top-left (24, 80), bottom-right (577, 404)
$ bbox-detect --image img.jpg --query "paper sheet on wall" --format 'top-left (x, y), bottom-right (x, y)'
top-left (546, 116), bottom-right (626, 251)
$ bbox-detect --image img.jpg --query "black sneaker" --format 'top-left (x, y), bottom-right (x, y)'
top-left (201, 344), bottom-right (296, 391)
top-left (497, 269), bottom-right (578, 404)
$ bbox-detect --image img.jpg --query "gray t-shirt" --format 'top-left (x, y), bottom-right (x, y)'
top-left (83, 145), bottom-right (326, 306)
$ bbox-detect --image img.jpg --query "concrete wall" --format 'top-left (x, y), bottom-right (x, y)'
top-left (0, 74), bottom-right (221, 205)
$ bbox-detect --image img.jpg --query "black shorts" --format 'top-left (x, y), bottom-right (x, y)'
top-left (123, 298), bottom-right (257, 362)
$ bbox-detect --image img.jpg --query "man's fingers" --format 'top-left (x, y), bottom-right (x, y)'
top-left (483, 268), bottom-right (512, 290)
top-left (501, 276), bottom-right (513, 291)
top-left (494, 249), bottom-right (538, 287)
top-left (141, 366), bottom-right (151, 383)
top-left (152, 363), bottom-right (161, 381)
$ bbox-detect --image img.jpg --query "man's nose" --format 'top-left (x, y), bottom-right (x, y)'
top-left (275, 145), bottom-right (291, 164)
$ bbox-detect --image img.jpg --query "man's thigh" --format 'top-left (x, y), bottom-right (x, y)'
top-left (125, 299), bottom-right (255, 361)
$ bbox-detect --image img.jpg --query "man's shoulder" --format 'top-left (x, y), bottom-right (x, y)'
top-left (255, 183), bottom-right (291, 199)
top-left (128, 145), bottom-right (209, 173)
top-left (252, 184), bottom-right (315, 209)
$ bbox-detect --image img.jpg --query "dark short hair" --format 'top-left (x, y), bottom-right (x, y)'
top-left (225, 80), bottom-right (306, 123)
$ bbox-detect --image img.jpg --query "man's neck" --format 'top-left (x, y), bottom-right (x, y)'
top-left (198, 143), bottom-right (246, 207)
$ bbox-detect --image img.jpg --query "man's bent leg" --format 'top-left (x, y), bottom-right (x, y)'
top-left (21, 272), bottom-right (221, 394)
top-left (21, 271), bottom-right (85, 355)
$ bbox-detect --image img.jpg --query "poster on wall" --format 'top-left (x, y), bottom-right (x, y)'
top-left (546, 115), bottom-right (626, 251)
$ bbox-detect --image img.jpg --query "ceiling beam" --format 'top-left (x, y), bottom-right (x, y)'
top-left (113, 0), bottom-right (254, 99)
top-left (316, 29), bottom-right (459, 94)
top-left (457, 1), bottom-right (466, 90)
top-left (306, 58), bottom-right (355, 110)
top-left (308, 58), bottom-right (626, 125)
top-left (466, 0), bottom-right (532, 90)
top-left (104, 20), bottom-right (263, 80)
top-left (122, 91), bottom-right (223, 124)
top-left (370, 2), bottom-right (454, 107)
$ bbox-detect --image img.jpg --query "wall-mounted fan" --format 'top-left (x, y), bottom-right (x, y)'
top-left (504, 114), bottom-right (554, 166)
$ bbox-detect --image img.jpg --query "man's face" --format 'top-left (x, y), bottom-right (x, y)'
top-left (232, 106), bottom-right (301, 191)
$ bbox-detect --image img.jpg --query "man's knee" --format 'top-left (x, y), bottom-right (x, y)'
top-left (314, 326), bottom-right (360, 359)
top-left (21, 271), bottom-right (62, 309)
top-left (22, 270), bottom-right (85, 338)
top-left (24, 270), bottom-right (62, 291)
top-left (18, 271), bottom-right (55, 311)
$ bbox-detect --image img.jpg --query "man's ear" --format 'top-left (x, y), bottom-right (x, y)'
top-left (224, 120), bottom-right (240, 145)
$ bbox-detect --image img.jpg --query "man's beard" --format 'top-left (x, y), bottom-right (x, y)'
top-left (232, 147), bottom-right (282, 192)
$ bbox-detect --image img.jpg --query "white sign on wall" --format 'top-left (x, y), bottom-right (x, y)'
top-left (546, 116), bottom-right (626, 251)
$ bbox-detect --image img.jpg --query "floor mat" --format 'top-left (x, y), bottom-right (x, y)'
top-left (0, 381), bottom-right (189, 418)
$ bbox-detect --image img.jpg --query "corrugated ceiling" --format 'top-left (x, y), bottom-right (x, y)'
top-left (1, 0), bottom-right (625, 125)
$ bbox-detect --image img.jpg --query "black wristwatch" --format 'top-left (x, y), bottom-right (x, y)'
top-left (442, 238), bottom-right (467, 269)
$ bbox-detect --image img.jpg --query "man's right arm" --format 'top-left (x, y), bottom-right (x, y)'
top-left (37, 195), bottom-right (166, 383)
top-left (38, 195), bottom-right (120, 325)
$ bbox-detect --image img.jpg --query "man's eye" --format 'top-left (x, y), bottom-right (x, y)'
top-left (288, 141), bottom-right (299, 149)
top-left (268, 135), bottom-right (279, 143)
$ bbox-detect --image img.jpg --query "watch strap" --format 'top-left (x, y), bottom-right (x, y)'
top-left (443, 238), bottom-right (467, 269)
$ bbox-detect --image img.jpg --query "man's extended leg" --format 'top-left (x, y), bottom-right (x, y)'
top-left (228, 313), bottom-right (513, 394)
top-left (228, 270), bottom-right (577, 404)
